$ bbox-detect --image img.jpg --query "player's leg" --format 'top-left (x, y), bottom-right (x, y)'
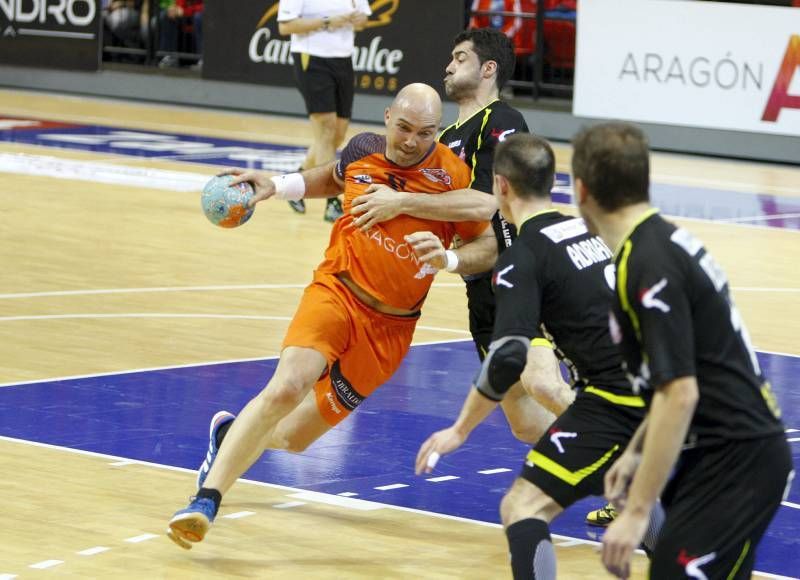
top-left (501, 478), bottom-right (563, 580)
top-left (199, 346), bottom-right (327, 495)
top-left (650, 434), bottom-right (792, 579)
top-left (501, 381), bottom-right (557, 444)
top-left (167, 346), bottom-right (328, 549)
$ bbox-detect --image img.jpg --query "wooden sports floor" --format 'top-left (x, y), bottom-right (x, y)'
top-left (0, 89), bottom-right (798, 579)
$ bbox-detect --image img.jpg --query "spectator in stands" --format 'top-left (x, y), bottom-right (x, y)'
top-left (103, 0), bottom-right (144, 61)
top-left (157, 0), bottom-right (203, 69)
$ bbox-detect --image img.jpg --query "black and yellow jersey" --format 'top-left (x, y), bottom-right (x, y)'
top-left (613, 210), bottom-right (785, 446)
top-left (491, 209), bottom-right (633, 397)
top-left (439, 99), bottom-right (528, 253)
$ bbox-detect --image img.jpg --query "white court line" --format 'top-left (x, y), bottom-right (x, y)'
top-left (0, 337), bottom-right (471, 389)
top-left (0, 435), bottom-right (794, 578)
top-left (788, 438), bottom-right (800, 443)
top-left (77, 546), bottom-right (110, 556)
top-left (716, 212), bottom-right (800, 224)
top-left (337, 492), bottom-right (359, 497)
top-left (0, 282), bottom-right (463, 300)
top-left (272, 501), bottom-right (306, 509)
top-left (426, 476), bottom-right (460, 483)
top-left (29, 560), bottom-right (63, 570)
top-left (374, 483), bottom-right (409, 491)
top-left (0, 313), bottom-right (293, 323)
top-left (108, 459), bottom-right (136, 466)
top-left (0, 574), bottom-right (17, 579)
top-left (288, 491), bottom-right (383, 511)
top-left (124, 533), bottom-right (158, 543)
top-left (477, 468), bottom-right (512, 475)
top-left (222, 511), bottom-right (256, 520)
top-left (0, 312), bottom-right (470, 336)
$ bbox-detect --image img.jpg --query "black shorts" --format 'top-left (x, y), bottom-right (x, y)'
top-left (464, 274), bottom-right (495, 360)
top-left (520, 389), bottom-right (645, 508)
top-left (650, 433), bottom-right (792, 580)
top-left (465, 211), bottom-right (517, 360)
top-left (292, 54), bottom-right (354, 118)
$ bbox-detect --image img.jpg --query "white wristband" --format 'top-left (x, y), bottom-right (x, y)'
top-left (444, 250), bottom-right (459, 272)
top-left (270, 173), bottom-right (305, 201)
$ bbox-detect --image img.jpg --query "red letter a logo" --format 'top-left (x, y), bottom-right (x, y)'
top-left (762, 35), bottom-right (800, 122)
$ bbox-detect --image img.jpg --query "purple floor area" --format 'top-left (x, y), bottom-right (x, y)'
top-left (1, 341), bottom-right (798, 577)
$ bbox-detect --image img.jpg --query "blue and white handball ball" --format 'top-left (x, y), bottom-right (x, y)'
top-left (201, 174), bottom-right (255, 228)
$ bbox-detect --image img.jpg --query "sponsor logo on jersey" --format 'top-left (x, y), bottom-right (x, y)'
top-left (364, 229), bottom-right (421, 266)
top-left (540, 217), bottom-right (587, 243)
top-left (420, 168), bottom-right (452, 186)
top-left (640, 278), bottom-right (671, 313)
top-left (493, 264), bottom-right (515, 288)
top-left (548, 428), bottom-right (577, 454)
top-left (330, 360), bottom-right (364, 412)
top-left (490, 128), bottom-right (516, 142)
top-left (447, 139), bottom-right (462, 148)
top-left (354, 174), bottom-right (373, 184)
top-left (677, 549), bottom-right (717, 580)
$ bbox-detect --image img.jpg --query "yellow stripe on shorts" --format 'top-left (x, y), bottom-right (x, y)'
top-left (526, 444), bottom-right (620, 486)
top-left (584, 386), bottom-right (645, 408)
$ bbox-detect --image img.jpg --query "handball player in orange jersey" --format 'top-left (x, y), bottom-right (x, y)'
top-left (166, 83), bottom-right (497, 549)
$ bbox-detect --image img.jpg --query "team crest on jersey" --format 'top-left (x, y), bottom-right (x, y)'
top-left (353, 174), bottom-right (373, 184)
top-left (420, 168), bottom-right (452, 186)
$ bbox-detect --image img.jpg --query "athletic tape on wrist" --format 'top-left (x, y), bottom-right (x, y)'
top-left (270, 173), bottom-right (305, 201)
top-left (445, 250), bottom-right (459, 272)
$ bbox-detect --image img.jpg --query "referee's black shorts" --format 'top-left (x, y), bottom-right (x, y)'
top-left (519, 389), bottom-right (645, 508)
top-left (292, 53), bottom-right (354, 118)
top-left (650, 433), bottom-right (792, 579)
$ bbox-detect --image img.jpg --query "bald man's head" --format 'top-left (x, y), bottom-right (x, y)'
top-left (383, 83), bottom-right (442, 167)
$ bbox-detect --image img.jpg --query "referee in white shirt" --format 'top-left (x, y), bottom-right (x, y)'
top-left (278, 0), bottom-right (372, 222)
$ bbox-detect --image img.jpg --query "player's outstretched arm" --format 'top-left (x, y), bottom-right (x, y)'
top-left (601, 377), bottom-right (697, 579)
top-left (222, 162), bottom-right (341, 208)
top-left (405, 226), bottom-right (497, 275)
top-left (415, 388), bottom-right (498, 475)
top-left (351, 185), bottom-right (497, 231)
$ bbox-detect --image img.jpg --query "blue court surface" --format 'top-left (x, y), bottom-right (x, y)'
top-left (1, 341), bottom-right (798, 577)
top-left (2, 116), bottom-right (799, 231)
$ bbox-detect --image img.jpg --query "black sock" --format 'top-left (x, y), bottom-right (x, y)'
top-left (214, 420), bottom-right (232, 448)
top-left (196, 487), bottom-right (222, 517)
top-left (505, 518), bottom-right (556, 580)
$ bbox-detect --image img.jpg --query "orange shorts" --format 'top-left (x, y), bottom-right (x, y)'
top-left (282, 272), bottom-right (419, 426)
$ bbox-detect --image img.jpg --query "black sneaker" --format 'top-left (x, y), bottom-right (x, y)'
top-left (288, 199), bottom-right (306, 214)
top-left (324, 197), bottom-right (343, 222)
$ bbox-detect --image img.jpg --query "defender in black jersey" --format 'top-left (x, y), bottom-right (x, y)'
top-left (414, 135), bottom-right (663, 580)
top-left (350, 28), bottom-right (528, 360)
top-left (574, 122), bottom-right (793, 580)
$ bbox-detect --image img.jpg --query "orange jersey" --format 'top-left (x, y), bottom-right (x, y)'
top-left (316, 133), bottom-right (490, 311)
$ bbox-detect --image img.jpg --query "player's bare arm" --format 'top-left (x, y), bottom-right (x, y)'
top-left (415, 387), bottom-right (498, 475)
top-left (519, 345), bottom-right (575, 416)
top-left (351, 184), bottom-right (497, 231)
top-left (601, 376), bottom-right (698, 578)
top-left (405, 226), bottom-right (496, 275)
top-left (278, 14), bottom-right (351, 36)
top-left (223, 163), bottom-right (342, 207)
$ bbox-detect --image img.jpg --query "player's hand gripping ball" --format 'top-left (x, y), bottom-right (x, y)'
top-left (201, 174), bottom-right (255, 228)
